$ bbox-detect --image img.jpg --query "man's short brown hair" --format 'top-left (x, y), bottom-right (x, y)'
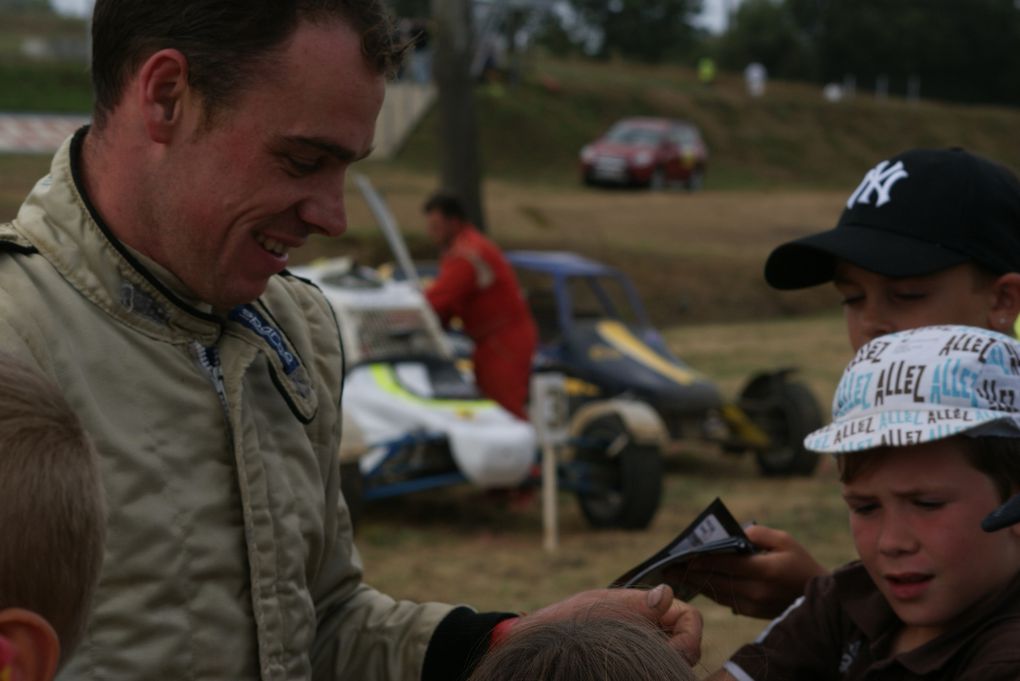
top-left (423, 192), bottom-right (468, 221)
top-left (0, 354), bottom-right (106, 664)
top-left (90, 0), bottom-right (405, 129)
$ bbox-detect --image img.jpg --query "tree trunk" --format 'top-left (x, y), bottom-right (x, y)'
top-left (431, 0), bottom-right (486, 230)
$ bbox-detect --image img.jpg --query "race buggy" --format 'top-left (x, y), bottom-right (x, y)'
top-left (292, 256), bottom-right (664, 530)
top-left (506, 250), bottom-right (826, 477)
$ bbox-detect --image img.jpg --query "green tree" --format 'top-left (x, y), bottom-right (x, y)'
top-left (717, 0), bottom-right (812, 78)
top-left (573, 0), bottom-right (704, 63)
top-left (784, 0), bottom-right (1020, 105)
top-left (432, 0), bottom-right (487, 229)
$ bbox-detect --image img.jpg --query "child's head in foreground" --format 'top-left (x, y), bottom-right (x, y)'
top-left (806, 325), bottom-right (1020, 650)
top-left (764, 147), bottom-right (1020, 351)
top-left (0, 354), bottom-right (105, 681)
top-left (467, 606), bottom-right (696, 681)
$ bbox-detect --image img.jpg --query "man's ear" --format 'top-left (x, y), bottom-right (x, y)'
top-left (136, 48), bottom-right (191, 144)
top-left (0, 609), bottom-right (60, 681)
top-left (988, 273), bottom-right (1020, 336)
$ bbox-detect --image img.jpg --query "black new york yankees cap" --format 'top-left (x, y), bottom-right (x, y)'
top-left (765, 148), bottom-right (1020, 289)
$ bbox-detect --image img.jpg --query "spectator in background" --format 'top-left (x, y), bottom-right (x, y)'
top-left (424, 192), bottom-right (538, 419)
top-left (744, 62), bottom-right (767, 97)
top-left (697, 56), bottom-right (716, 86)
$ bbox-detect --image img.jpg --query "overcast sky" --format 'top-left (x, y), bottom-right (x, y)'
top-left (50, 0), bottom-right (89, 17)
top-left (696, 0), bottom-right (734, 34)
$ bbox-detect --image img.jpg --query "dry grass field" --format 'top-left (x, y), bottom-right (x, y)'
top-left (3, 153), bottom-right (858, 677)
top-left (302, 162), bottom-right (848, 325)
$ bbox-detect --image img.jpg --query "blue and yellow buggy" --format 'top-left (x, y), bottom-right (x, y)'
top-left (507, 250), bottom-right (824, 486)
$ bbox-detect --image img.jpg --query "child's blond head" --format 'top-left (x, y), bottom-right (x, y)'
top-left (0, 355), bottom-right (105, 664)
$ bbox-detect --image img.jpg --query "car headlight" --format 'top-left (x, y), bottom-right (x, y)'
top-left (633, 151), bottom-right (653, 167)
top-left (580, 146), bottom-right (596, 163)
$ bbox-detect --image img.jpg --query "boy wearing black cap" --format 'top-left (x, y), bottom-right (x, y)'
top-left (765, 147), bottom-right (1020, 349)
top-left (710, 325), bottom-right (1020, 681)
top-left (680, 148), bottom-right (1020, 619)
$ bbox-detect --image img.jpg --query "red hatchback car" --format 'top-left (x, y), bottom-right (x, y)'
top-left (579, 117), bottom-right (708, 190)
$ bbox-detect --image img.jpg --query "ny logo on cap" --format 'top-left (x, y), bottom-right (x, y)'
top-left (846, 160), bottom-right (909, 209)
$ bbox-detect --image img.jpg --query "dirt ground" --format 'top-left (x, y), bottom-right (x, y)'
top-left (297, 163), bottom-right (847, 327)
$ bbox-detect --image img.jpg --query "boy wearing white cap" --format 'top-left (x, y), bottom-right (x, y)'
top-left (712, 325), bottom-right (1020, 680)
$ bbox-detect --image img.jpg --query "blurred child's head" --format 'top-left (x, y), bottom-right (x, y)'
top-left (764, 148), bottom-right (1020, 350)
top-left (467, 606), bottom-right (696, 681)
top-left (0, 355), bottom-right (105, 681)
top-left (806, 325), bottom-right (1020, 649)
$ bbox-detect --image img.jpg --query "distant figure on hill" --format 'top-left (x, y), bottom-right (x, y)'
top-left (697, 56), bottom-right (716, 86)
top-left (744, 62), bottom-right (767, 97)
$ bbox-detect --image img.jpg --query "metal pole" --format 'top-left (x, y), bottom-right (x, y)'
top-left (530, 372), bottom-right (566, 553)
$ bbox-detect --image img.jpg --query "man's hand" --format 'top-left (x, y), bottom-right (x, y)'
top-left (670, 524), bottom-right (827, 619)
top-left (514, 584), bottom-right (703, 663)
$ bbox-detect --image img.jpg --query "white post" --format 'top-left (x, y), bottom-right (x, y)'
top-left (529, 372), bottom-right (568, 553)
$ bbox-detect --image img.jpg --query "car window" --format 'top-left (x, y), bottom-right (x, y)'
top-left (568, 275), bottom-right (641, 327)
top-left (605, 124), bottom-right (662, 146)
top-left (515, 268), bottom-right (561, 343)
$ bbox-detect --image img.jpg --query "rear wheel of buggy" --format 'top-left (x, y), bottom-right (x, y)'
top-left (574, 415), bottom-right (663, 530)
top-left (340, 462), bottom-right (364, 533)
top-left (740, 376), bottom-right (824, 476)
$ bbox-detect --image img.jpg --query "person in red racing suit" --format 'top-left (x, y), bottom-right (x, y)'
top-left (423, 192), bottom-right (537, 419)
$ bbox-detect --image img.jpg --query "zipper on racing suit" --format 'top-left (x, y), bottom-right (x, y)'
top-left (194, 341), bottom-right (234, 447)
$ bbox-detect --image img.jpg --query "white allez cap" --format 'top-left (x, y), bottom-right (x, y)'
top-left (805, 325), bottom-right (1020, 455)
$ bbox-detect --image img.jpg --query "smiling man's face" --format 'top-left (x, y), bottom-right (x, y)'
top-left (141, 19), bottom-right (384, 310)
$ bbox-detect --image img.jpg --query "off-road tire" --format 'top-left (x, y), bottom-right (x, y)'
top-left (742, 379), bottom-right (824, 476)
top-left (575, 416), bottom-right (663, 529)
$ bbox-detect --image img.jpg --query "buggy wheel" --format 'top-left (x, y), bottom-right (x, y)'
top-left (574, 416), bottom-right (663, 529)
top-left (340, 462), bottom-right (364, 533)
top-left (741, 377), bottom-right (824, 476)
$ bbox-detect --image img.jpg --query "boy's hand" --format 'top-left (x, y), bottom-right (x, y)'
top-left (516, 585), bottom-right (703, 663)
top-left (671, 524), bottom-right (827, 619)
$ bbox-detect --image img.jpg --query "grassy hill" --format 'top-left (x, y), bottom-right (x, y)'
top-left (1, 10), bottom-right (1017, 188)
top-left (394, 54), bottom-right (1020, 190)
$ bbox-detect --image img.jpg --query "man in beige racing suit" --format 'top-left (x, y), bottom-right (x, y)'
top-left (0, 2), bottom-right (703, 680)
